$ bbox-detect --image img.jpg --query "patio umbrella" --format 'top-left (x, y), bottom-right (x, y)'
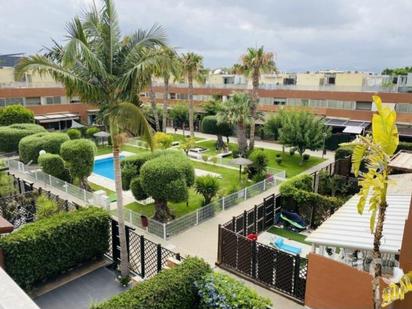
top-left (93, 131), bottom-right (110, 145)
top-left (229, 157), bottom-right (253, 181)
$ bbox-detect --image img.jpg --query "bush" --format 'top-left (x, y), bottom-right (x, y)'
top-left (130, 177), bottom-right (149, 201)
top-left (0, 105), bottom-right (34, 126)
top-left (66, 128), bottom-right (81, 140)
top-left (397, 141), bottom-right (412, 152)
top-left (60, 139), bottom-right (96, 188)
top-left (95, 257), bottom-right (211, 309)
top-left (0, 207), bottom-right (109, 290)
top-left (19, 132), bottom-right (70, 163)
top-left (153, 132), bottom-right (173, 149)
top-left (325, 133), bottom-right (355, 151)
top-left (275, 156), bottom-right (282, 165)
top-left (303, 153), bottom-right (310, 161)
top-left (38, 153), bottom-right (71, 182)
top-left (194, 175), bottom-right (220, 205)
top-left (289, 147), bottom-right (296, 156)
top-left (36, 195), bottom-right (60, 219)
top-left (247, 149), bottom-right (268, 180)
top-left (0, 123), bottom-right (46, 153)
top-left (196, 272), bottom-right (272, 309)
top-left (335, 147), bottom-right (353, 160)
top-left (86, 127), bottom-right (100, 138)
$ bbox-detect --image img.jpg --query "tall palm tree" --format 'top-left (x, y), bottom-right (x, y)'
top-left (180, 52), bottom-right (206, 137)
top-left (15, 0), bottom-right (166, 278)
top-left (240, 46), bottom-right (276, 150)
top-left (217, 92), bottom-right (253, 156)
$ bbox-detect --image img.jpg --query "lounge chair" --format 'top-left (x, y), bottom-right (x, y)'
top-left (272, 237), bottom-right (302, 255)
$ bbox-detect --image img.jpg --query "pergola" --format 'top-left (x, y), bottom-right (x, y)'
top-left (324, 118), bottom-right (370, 134)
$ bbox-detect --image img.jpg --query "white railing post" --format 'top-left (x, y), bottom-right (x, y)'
top-left (222, 196), bottom-right (225, 211)
top-left (83, 189), bottom-right (87, 202)
top-left (34, 171), bottom-right (38, 181)
top-left (263, 179), bottom-right (266, 191)
top-left (244, 187), bottom-right (247, 201)
top-left (196, 210), bottom-right (199, 225)
top-left (163, 223), bottom-right (167, 240)
top-left (64, 182), bottom-right (68, 193)
top-left (129, 210), bottom-right (133, 224)
top-left (48, 174), bottom-right (52, 186)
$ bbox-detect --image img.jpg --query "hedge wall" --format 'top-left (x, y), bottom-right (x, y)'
top-left (397, 141), bottom-right (412, 152)
top-left (0, 105), bottom-right (34, 126)
top-left (94, 257), bottom-right (211, 309)
top-left (280, 174), bottom-right (342, 227)
top-left (19, 132), bottom-right (70, 163)
top-left (0, 207), bottom-right (109, 290)
top-left (0, 123), bottom-right (46, 153)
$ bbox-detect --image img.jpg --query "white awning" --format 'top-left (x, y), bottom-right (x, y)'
top-left (343, 126), bottom-right (363, 134)
top-left (306, 194), bottom-right (411, 253)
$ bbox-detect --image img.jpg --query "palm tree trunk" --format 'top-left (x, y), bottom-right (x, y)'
top-left (162, 78), bottom-right (169, 132)
top-left (237, 122), bottom-right (248, 156)
top-left (188, 72), bottom-right (194, 137)
top-left (372, 179), bottom-right (389, 309)
top-left (113, 139), bottom-right (129, 278)
top-left (249, 71), bottom-right (259, 150)
top-left (149, 80), bottom-right (160, 131)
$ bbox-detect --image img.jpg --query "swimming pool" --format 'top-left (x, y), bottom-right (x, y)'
top-left (93, 156), bottom-right (124, 180)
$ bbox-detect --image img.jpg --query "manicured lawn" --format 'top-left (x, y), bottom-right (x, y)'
top-left (169, 133), bottom-right (204, 142)
top-left (267, 226), bottom-right (310, 245)
top-left (95, 144), bottom-right (147, 156)
top-left (89, 182), bottom-right (117, 202)
top-left (125, 189), bottom-right (204, 218)
top-left (195, 139), bottom-right (237, 156)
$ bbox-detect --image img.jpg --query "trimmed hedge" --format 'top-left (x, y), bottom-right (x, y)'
top-left (0, 207), bottom-right (110, 290)
top-left (66, 128), bottom-right (81, 139)
top-left (94, 257), bottom-right (211, 309)
top-left (280, 174), bottom-right (342, 227)
top-left (0, 123), bottom-right (46, 153)
top-left (0, 105), bottom-right (34, 126)
top-left (19, 132), bottom-right (70, 163)
top-left (38, 153), bottom-right (71, 182)
top-left (397, 141), bottom-right (412, 152)
top-left (335, 146), bottom-right (353, 160)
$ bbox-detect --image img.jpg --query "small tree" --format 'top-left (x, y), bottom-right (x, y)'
top-left (66, 128), bottom-right (81, 140)
top-left (200, 116), bottom-right (232, 150)
top-left (279, 110), bottom-right (331, 164)
top-left (153, 132), bottom-right (173, 149)
top-left (86, 127), bottom-right (100, 139)
top-left (263, 112), bottom-right (284, 141)
top-left (248, 149), bottom-right (268, 181)
top-left (194, 175), bottom-right (220, 205)
top-left (170, 103), bottom-right (189, 136)
top-left (132, 154), bottom-right (195, 222)
top-left (342, 96), bottom-right (399, 309)
top-left (0, 105), bottom-right (34, 126)
top-left (60, 139), bottom-right (96, 189)
top-left (180, 137), bottom-right (196, 156)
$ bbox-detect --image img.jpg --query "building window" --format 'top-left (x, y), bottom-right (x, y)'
top-left (273, 98), bottom-right (286, 105)
top-left (45, 96), bottom-right (62, 105)
top-left (223, 76), bottom-right (235, 84)
top-left (25, 97), bottom-right (41, 106)
top-left (356, 101), bottom-right (372, 111)
top-left (0, 98), bottom-right (5, 107)
top-left (4, 98), bottom-right (24, 106)
top-left (327, 77), bottom-right (336, 85)
top-left (396, 103), bottom-right (412, 113)
top-left (169, 93), bottom-right (176, 99)
top-left (283, 78), bottom-right (296, 85)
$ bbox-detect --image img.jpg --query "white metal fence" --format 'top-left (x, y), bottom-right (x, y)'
top-left (5, 159), bottom-right (111, 209)
top-left (124, 171), bottom-right (286, 240)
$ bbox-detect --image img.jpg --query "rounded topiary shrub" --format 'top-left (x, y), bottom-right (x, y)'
top-left (86, 127), bottom-right (100, 138)
top-left (66, 128), bottom-right (81, 140)
top-left (0, 123), bottom-right (46, 153)
top-left (0, 105), bottom-right (34, 126)
top-left (38, 153), bottom-right (71, 182)
top-left (19, 132), bottom-right (70, 163)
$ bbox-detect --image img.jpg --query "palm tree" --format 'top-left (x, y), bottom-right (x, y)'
top-left (217, 92), bottom-right (253, 156)
top-left (180, 52), bottom-right (206, 137)
top-left (239, 46), bottom-right (276, 150)
top-left (15, 0), bottom-right (165, 278)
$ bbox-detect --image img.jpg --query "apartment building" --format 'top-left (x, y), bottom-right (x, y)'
top-left (0, 54), bottom-right (98, 130)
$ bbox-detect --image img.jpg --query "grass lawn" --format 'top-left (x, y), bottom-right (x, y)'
top-left (89, 182), bottom-right (117, 202)
top-left (125, 189), bottom-right (204, 218)
top-left (95, 144), bottom-right (148, 156)
top-left (169, 133), bottom-right (204, 142)
top-left (267, 226), bottom-right (311, 245)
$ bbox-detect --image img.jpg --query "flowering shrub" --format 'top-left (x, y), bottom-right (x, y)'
top-left (196, 272), bottom-right (271, 309)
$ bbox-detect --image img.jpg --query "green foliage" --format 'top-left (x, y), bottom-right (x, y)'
top-left (289, 147), bottom-right (296, 156)
top-left (139, 154), bottom-right (195, 203)
top-left (200, 115), bottom-right (232, 137)
top-left (318, 171), bottom-right (359, 197)
top-left (170, 104), bottom-right (189, 128)
top-left (0, 161), bottom-right (15, 197)
top-left (303, 153), bottom-right (310, 161)
top-left (19, 132), bottom-right (70, 163)
top-left (0, 123), bottom-right (46, 153)
top-left (275, 156), bottom-right (282, 165)
top-left (196, 272), bottom-right (272, 309)
top-left (66, 128), bottom-right (81, 139)
top-left (280, 174), bottom-right (341, 227)
top-left (264, 112), bottom-right (283, 140)
top-left (38, 153), bottom-right (71, 182)
top-left (0, 207), bottom-right (109, 290)
top-left (202, 97), bottom-right (222, 116)
top-left (36, 195), bottom-right (60, 219)
top-left (382, 66), bottom-right (412, 76)
top-left (325, 133), bottom-right (355, 150)
top-left (0, 105), bottom-right (34, 126)
top-left (60, 139), bottom-right (96, 185)
top-left (248, 149), bottom-right (268, 179)
top-left (279, 110), bottom-right (331, 162)
top-left (153, 132), bottom-right (173, 149)
top-left (194, 175), bottom-right (220, 205)
top-left (86, 127), bottom-right (100, 138)
top-left (335, 146), bottom-right (353, 160)
top-left (180, 137), bottom-right (196, 155)
top-left (94, 257), bottom-right (211, 309)
top-left (130, 177), bottom-right (149, 201)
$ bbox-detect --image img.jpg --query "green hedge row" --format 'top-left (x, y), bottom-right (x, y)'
top-left (0, 123), bottom-right (46, 153)
top-left (280, 174), bottom-right (342, 227)
top-left (19, 132), bottom-right (69, 163)
top-left (397, 141), bottom-right (412, 152)
top-left (0, 207), bottom-right (110, 290)
top-left (94, 257), bottom-right (211, 309)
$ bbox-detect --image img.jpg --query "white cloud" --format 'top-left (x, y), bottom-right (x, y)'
top-left (0, 0), bottom-right (411, 72)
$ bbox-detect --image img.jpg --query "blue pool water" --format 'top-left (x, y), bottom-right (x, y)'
top-left (93, 156), bottom-right (124, 180)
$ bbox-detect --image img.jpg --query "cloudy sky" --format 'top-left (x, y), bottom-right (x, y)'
top-left (1, 0), bottom-right (411, 73)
